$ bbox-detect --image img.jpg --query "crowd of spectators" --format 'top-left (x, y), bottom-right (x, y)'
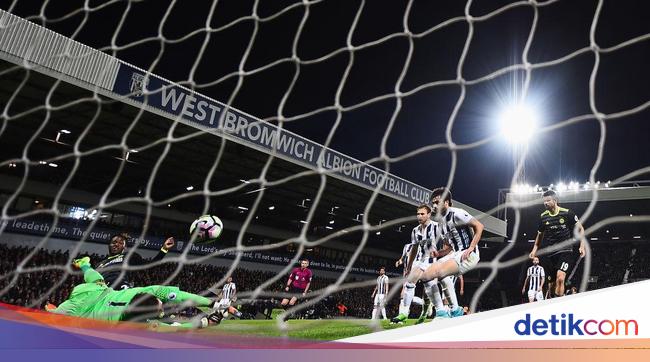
top-left (3, 241), bottom-right (648, 319)
top-left (0, 244), bottom-right (399, 318)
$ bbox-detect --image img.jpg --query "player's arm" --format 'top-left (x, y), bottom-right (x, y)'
top-left (437, 239), bottom-right (453, 258)
top-left (459, 275), bottom-right (464, 296)
top-left (571, 212), bottom-right (586, 257)
top-left (148, 286), bottom-right (214, 313)
top-left (545, 283), bottom-right (551, 299)
top-left (371, 285), bottom-right (377, 298)
top-left (530, 231), bottom-right (544, 259)
top-left (461, 216), bottom-right (484, 261)
top-left (539, 270), bottom-right (545, 292)
top-left (151, 237), bottom-right (175, 262)
top-left (384, 279), bottom-right (389, 295)
top-left (285, 269), bottom-right (295, 291)
top-left (395, 256), bottom-right (403, 268)
top-left (231, 286), bottom-right (237, 302)
top-left (406, 244), bottom-right (418, 274)
top-left (285, 271), bottom-right (294, 291)
top-left (522, 275), bottom-right (530, 294)
top-left (302, 271), bottom-right (312, 295)
top-left (531, 216), bottom-right (546, 258)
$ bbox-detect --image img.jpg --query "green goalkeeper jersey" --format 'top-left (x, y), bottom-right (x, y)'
top-left (52, 267), bottom-right (212, 321)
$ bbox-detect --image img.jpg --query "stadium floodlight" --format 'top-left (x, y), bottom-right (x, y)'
top-left (299, 220), bottom-right (308, 224)
top-left (239, 179), bottom-right (250, 184)
top-left (329, 220), bottom-right (335, 225)
top-left (48, 163), bottom-right (58, 168)
top-left (557, 182), bottom-right (567, 192)
top-left (512, 183), bottom-right (534, 194)
top-left (186, 186), bottom-right (194, 191)
top-left (633, 236), bottom-right (641, 239)
top-left (325, 226), bottom-right (333, 230)
top-left (237, 206), bottom-right (249, 211)
top-left (59, 129), bottom-right (71, 134)
top-left (268, 206), bottom-right (275, 210)
top-left (498, 104), bottom-right (538, 144)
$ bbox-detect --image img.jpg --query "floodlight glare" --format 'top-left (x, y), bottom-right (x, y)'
top-left (499, 104), bottom-right (538, 144)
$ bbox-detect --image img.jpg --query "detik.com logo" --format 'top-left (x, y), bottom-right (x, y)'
top-left (514, 314), bottom-right (638, 336)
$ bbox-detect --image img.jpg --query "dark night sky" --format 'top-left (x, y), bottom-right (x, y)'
top-left (2, 0), bottom-right (649, 211)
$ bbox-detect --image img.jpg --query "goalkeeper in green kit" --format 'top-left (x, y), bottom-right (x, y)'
top-left (46, 257), bottom-right (222, 327)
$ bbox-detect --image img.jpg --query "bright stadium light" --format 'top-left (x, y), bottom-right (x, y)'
top-left (499, 104), bottom-right (538, 144)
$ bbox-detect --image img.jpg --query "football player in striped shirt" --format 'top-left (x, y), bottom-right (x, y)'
top-left (371, 267), bottom-right (389, 319)
top-left (392, 205), bottom-right (451, 324)
top-left (521, 257), bottom-right (545, 302)
top-left (392, 240), bottom-right (419, 323)
top-left (216, 276), bottom-right (242, 318)
top-left (408, 188), bottom-right (484, 318)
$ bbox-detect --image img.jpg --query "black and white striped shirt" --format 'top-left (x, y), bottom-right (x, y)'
top-left (376, 275), bottom-right (389, 295)
top-left (222, 282), bottom-right (236, 300)
top-left (527, 265), bottom-right (545, 292)
top-left (411, 220), bottom-right (440, 263)
top-left (401, 242), bottom-right (415, 269)
top-left (438, 207), bottom-right (475, 253)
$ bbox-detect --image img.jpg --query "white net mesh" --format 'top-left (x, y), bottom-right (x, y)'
top-left (1, 0), bottom-right (649, 336)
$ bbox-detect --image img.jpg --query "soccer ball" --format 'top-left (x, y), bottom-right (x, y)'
top-left (189, 215), bottom-right (223, 244)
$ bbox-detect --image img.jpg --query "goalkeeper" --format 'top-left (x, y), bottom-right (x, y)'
top-left (46, 257), bottom-right (221, 327)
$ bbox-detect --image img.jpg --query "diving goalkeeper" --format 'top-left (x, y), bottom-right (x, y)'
top-left (46, 257), bottom-right (221, 326)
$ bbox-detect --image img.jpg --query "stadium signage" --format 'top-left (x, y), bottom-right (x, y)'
top-left (3, 218), bottom-right (380, 274)
top-left (112, 66), bottom-right (431, 205)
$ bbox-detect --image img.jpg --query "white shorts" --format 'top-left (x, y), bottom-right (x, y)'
top-left (452, 249), bottom-right (480, 275)
top-left (527, 290), bottom-right (544, 301)
top-left (218, 298), bottom-right (231, 308)
top-left (373, 294), bottom-right (386, 307)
